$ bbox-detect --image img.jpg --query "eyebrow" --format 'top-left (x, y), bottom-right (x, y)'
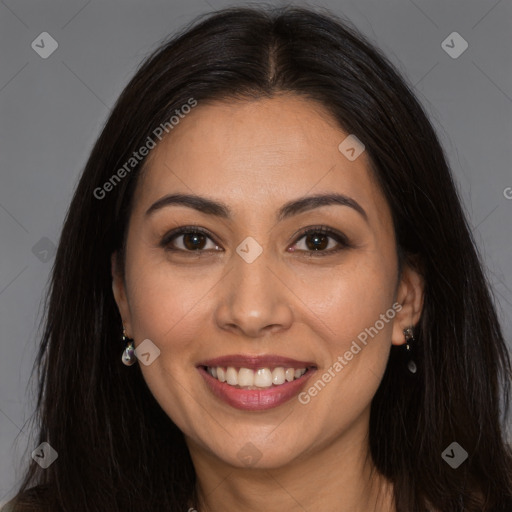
top-left (145, 192), bottom-right (368, 223)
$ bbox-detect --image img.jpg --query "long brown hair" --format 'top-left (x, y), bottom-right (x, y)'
top-left (9, 5), bottom-right (512, 511)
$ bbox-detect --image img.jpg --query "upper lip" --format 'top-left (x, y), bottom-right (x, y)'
top-left (198, 354), bottom-right (317, 370)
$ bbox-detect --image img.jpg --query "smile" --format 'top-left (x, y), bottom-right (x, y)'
top-left (197, 355), bottom-right (317, 411)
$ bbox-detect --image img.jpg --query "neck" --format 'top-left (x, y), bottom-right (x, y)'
top-left (187, 411), bottom-right (395, 512)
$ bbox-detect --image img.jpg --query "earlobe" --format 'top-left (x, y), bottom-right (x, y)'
top-left (111, 252), bottom-right (132, 336)
top-left (391, 261), bottom-right (424, 346)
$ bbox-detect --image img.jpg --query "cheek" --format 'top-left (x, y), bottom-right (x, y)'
top-left (123, 254), bottom-right (211, 427)
top-left (295, 254), bottom-right (397, 344)
top-left (320, 264), bottom-right (397, 397)
top-left (123, 249), bottom-right (207, 357)
top-left (296, 262), bottom-right (398, 417)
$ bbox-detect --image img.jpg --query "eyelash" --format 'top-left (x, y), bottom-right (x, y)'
top-left (159, 225), bottom-right (352, 257)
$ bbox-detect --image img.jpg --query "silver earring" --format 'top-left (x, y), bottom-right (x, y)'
top-left (121, 329), bottom-right (136, 366)
top-left (404, 326), bottom-right (417, 374)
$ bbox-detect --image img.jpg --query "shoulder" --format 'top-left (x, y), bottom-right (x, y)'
top-left (1, 486), bottom-right (53, 512)
top-left (1, 499), bottom-right (45, 512)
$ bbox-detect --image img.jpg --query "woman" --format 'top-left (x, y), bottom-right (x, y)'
top-left (5, 5), bottom-right (512, 512)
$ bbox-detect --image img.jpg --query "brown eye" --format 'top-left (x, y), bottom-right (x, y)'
top-left (304, 232), bottom-right (330, 251)
top-left (181, 232), bottom-right (207, 250)
top-left (160, 227), bottom-right (221, 253)
top-left (291, 226), bottom-right (351, 256)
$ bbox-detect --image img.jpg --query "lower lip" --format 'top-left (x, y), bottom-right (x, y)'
top-left (198, 366), bottom-right (316, 411)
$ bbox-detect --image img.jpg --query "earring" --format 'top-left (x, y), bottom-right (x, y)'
top-left (404, 326), bottom-right (417, 374)
top-left (121, 329), bottom-right (136, 366)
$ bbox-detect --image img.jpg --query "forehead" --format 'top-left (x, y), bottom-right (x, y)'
top-left (134, 94), bottom-right (390, 226)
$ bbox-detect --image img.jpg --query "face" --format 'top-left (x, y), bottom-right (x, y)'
top-left (112, 94), bottom-right (423, 470)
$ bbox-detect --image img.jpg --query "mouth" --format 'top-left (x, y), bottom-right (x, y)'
top-left (197, 355), bottom-right (317, 411)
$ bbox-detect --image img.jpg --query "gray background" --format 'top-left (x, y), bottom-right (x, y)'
top-left (1, 0), bottom-right (511, 504)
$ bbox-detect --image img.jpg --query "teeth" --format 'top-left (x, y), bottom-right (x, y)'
top-left (206, 366), bottom-right (308, 388)
top-left (254, 368), bottom-right (272, 387)
top-left (272, 367), bottom-right (285, 385)
top-left (226, 367), bottom-right (238, 385)
top-left (238, 368), bottom-right (254, 387)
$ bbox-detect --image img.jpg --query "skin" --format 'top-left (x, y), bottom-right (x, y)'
top-left (112, 94), bottom-right (424, 512)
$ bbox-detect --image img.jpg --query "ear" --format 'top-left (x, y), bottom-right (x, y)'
top-left (111, 252), bottom-right (133, 337)
top-left (391, 259), bottom-right (424, 346)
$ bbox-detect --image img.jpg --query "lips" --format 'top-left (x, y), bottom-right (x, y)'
top-left (197, 354), bottom-right (317, 411)
top-left (198, 354), bottom-right (316, 370)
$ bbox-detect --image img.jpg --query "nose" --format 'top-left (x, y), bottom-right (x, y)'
top-left (214, 249), bottom-right (294, 338)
